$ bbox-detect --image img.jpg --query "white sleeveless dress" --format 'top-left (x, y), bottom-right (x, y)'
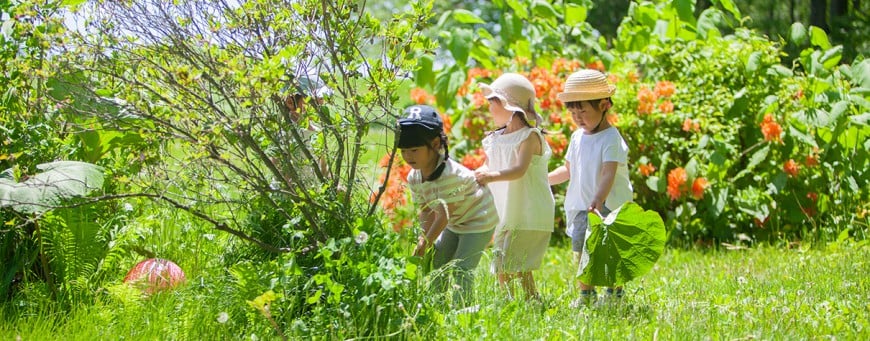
top-left (482, 127), bottom-right (555, 272)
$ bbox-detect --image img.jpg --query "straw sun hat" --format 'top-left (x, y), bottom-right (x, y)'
top-left (557, 69), bottom-right (616, 103)
top-left (479, 73), bottom-right (543, 127)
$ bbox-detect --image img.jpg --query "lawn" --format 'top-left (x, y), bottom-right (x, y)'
top-left (2, 238), bottom-right (867, 340)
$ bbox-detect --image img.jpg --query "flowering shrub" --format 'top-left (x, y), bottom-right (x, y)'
top-left (371, 1), bottom-right (869, 246)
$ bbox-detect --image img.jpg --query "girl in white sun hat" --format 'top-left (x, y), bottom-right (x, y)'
top-left (547, 69), bottom-right (633, 307)
top-left (474, 73), bottom-right (555, 301)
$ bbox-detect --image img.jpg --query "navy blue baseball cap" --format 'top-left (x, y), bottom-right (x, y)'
top-left (397, 105), bottom-right (444, 148)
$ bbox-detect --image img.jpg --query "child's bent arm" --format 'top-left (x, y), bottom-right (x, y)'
top-left (548, 162), bottom-right (570, 185)
top-left (476, 133), bottom-right (540, 184)
top-left (590, 161), bottom-right (619, 213)
top-left (414, 202), bottom-right (448, 256)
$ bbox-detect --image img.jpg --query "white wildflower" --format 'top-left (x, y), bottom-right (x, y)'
top-left (217, 312), bottom-right (229, 324)
top-left (737, 276), bottom-right (748, 285)
top-left (355, 231), bottom-right (369, 244)
top-left (123, 203), bottom-right (134, 212)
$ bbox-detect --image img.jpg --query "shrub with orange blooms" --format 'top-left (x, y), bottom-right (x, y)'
top-left (372, 154), bottom-right (413, 231)
top-left (760, 114), bottom-right (783, 142)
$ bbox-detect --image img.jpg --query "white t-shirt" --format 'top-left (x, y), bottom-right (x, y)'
top-left (482, 127), bottom-right (555, 232)
top-left (564, 127), bottom-right (633, 234)
top-left (407, 159), bottom-right (498, 234)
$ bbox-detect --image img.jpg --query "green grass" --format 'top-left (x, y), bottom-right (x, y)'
top-left (2, 238), bottom-right (867, 340)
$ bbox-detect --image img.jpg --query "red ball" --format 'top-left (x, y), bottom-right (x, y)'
top-left (124, 258), bottom-right (186, 294)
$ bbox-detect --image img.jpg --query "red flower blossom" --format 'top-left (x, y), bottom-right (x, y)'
top-left (760, 114), bottom-right (783, 142)
top-left (638, 163), bottom-right (656, 177)
top-left (806, 192), bottom-right (818, 202)
top-left (658, 100), bottom-right (674, 114)
top-left (654, 80), bottom-right (676, 98)
top-left (691, 178), bottom-right (708, 200)
top-left (410, 87), bottom-right (435, 105)
top-left (783, 159), bottom-right (799, 177)
top-left (460, 148), bottom-right (487, 170)
top-left (667, 167), bottom-right (687, 201)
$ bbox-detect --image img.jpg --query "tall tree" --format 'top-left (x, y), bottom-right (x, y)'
top-left (810, 0), bottom-right (829, 31)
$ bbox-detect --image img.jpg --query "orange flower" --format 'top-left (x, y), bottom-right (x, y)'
top-left (410, 87), bottom-right (435, 105)
top-left (667, 167), bottom-right (687, 201)
top-left (691, 178), bottom-right (708, 200)
top-left (638, 163), bottom-right (656, 177)
top-left (658, 100), bottom-right (674, 114)
top-left (441, 113), bottom-right (452, 134)
top-left (654, 81), bottom-right (675, 98)
top-left (460, 148), bottom-right (486, 170)
top-left (637, 86), bottom-right (657, 115)
top-left (760, 114), bottom-right (783, 142)
top-left (545, 133), bottom-right (568, 158)
top-left (472, 92), bottom-right (487, 109)
top-left (682, 118), bottom-right (693, 132)
top-left (805, 148), bottom-right (820, 167)
top-left (806, 192), bottom-right (818, 202)
top-left (793, 89), bottom-right (804, 100)
top-left (549, 112), bottom-right (562, 125)
top-left (626, 71), bottom-right (639, 83)
top-left (783, 159), bottom-right (799, 177)
top-left (606, 112), bottom-right (619, 125)
top-left (588, 60), bottom-right (605, 72)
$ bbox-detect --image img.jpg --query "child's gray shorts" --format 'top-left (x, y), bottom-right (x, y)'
top-left (569, 207), bottom-right (611, 253)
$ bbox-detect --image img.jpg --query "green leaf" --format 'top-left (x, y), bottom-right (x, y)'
top-left (746, 51), bottom-right (762, 75)
top-left (820, 46), bottom-right (843, 70)
top-left (470, 44), bottom-right (496, 69)
top-left (697, 8), bottom-right (723, 39)
top-left (579, 203), bottom-right (666, 287)
top-left (565, 4), bottom-right (587, 26)
top-left (767, 65), bottom-right (794, 77)
top-left (452, 9), bottom-right (485, 24)
top-left (734, 145), bottom-right (769, 180)
top-left (434, 65), bottom-right (465, 109)
top-left (505, 0), bottom-right (529, 20)
top-left (0, 161), bottom-right (105, 214)
top-left (810, 26), bottom-right (832, 49)
top-left (532, 0), bottom-right (559, 23)
top-left (851, 59), bottom-right (870, 88)
top-left (449, 28), bottom-right (473, 64)
top-left (645, 175), bottom-right (664, 193)
top-left (415, 55), bottom-right (435, 88)
top-left (714, 0), bottom-right (741, 18)
top-left (790, 22), bottom-right (808, 46)
top-left (672, 0), bottom-right (696, 25)
top-left (512, 40), bottom-right (531, 61)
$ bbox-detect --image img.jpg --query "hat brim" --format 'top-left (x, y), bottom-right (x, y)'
top-left (479, 83), bottom-right (527, 115)
top-left (557, 86), bottom-right (617, 103)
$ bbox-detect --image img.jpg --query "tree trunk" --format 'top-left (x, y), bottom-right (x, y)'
top-left (831, 0), bottom-right (848, 17)
top-left (810, 0), bottom-right (829, 31)
top-left (790, 0), bottom-right (796, 24)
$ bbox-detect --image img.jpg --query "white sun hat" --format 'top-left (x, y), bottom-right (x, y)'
top-left (557, 69), bottom-right (616, 103)
top-left (479, 73), bottom-right (543, 127)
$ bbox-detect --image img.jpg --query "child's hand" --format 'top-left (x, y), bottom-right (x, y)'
top-left (589, 201), bottom-right (604, 217)
top-left (413, 236), bottom-right (429, 257)
top-left (474, 170), bottom-right (494, 185)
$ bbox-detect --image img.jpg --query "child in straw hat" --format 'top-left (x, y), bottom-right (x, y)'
top-left (474, 73), bottom-right (555, 301)
top-left (548, 69), bottom-right (634, 306)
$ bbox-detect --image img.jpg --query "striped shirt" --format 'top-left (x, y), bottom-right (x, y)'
top-left (407, 159), bottom-right (498, 234)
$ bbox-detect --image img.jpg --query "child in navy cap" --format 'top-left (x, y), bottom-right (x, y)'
top-left (397, 105), bottom-right (498, 305)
